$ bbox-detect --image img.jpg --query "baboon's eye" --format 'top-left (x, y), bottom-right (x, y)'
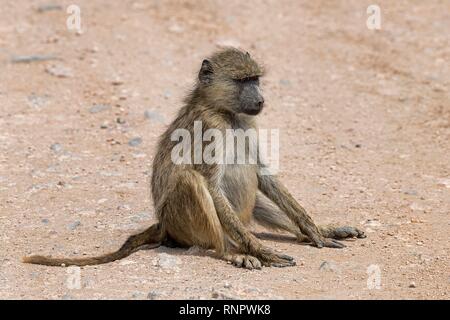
top-left (236, 76), bottom-right (260, 84)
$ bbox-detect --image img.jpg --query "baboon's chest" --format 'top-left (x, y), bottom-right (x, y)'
top-left (221, 164), bottom-right (258, 224)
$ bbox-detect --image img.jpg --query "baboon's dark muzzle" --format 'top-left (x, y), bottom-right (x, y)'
top-left (241, 84), bottom-right (264, 115)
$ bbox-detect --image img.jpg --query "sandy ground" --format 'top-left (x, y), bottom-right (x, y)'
top-left (0, 0), bottom-right (449, 300)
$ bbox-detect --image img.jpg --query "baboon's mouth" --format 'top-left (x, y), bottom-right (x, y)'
top-left (243, 107), bottom-right (263, 116)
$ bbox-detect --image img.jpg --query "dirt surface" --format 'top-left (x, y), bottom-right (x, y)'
top-left (0, 0), bottom-right (449, 300)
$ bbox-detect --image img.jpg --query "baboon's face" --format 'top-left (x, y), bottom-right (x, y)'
top-left (199, 58), bottom-right (265, 116)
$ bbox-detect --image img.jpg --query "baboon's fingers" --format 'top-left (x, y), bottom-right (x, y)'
top-left (257, 248), bottom-right (296, 268)
top-left (244, 256), bottom-right (262, 270)
top-left (268, 254), bottom-right (296, 268)
top-left (229, 254), bottom-right (262, 270)
top-left (276, 253), bottom-right (295, 261)
top-left (243, 258), bottom-right (253, 269)
top-left (295, 233), bottom-right (310, 243)
top-left (306, 230), bottom-right (325, 248)
top-left (270, 260), bottom-right (296, 268)
top-left (231, 255), bottom-right (244, 267)
top-left (323, 239), bottom-right (345, 248)
top-left (356, 228), bottom-right (367, 238)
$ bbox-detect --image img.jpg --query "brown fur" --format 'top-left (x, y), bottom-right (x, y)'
top-left (23, 48), bottom-right (365, 268)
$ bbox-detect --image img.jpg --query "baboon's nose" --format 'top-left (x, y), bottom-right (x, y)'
top-left (257, 97), bottom-right (265, 108)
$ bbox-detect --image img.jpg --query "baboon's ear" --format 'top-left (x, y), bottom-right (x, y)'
top-left (246, 52), bottom-right (251, 58)
top-left (199, 59), bottom-right (214, 85)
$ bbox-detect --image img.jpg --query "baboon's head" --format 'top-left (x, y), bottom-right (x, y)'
top-left (198, 48), bottom-right (265, 116)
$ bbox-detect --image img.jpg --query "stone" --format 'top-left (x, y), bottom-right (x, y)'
top-left (319, 261), bottom-right (340, 272)
top-left (144, 110), bottom-right (165, 123)
top-left (37, 4), bottom-right (63, 12)
top-left (27, 94), bottom-right (48, 109)
top-left (50, 143), bottom-right (63, 153)
top-left (437, 178), bottom-right (450, 188)
top-left (89, 104), bottom-right (111, 113)
top-left (364, 219), bottom-right (382, 228)
top-left (11, 55), bottom-right (58, 63)
top-left (128, 137), bottom-right (142, 147)
top-left (68, 221), bottom-right (81, 231)
top-left (45, 64), bottom-right (73, 78)
top-left (153, 253), bottom-right (181, 271)
top-left (147, 290), bottom-right (163, 300)
top-left (100, 121), bottom-right (109, 129)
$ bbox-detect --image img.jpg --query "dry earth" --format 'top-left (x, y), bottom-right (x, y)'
top-left (0, 0), bottom-right (449, 299)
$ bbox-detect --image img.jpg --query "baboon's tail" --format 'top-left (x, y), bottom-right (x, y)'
top-left (22, 223), bottom-right (163, 267)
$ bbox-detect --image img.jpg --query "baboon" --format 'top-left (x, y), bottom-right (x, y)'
top-left (23, 48), bottom-right (365, 269)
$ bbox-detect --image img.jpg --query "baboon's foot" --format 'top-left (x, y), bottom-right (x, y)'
top-left (320, 224), bottom-right (366, 240)
top-left (256, 247), bottom-right (296, 268)
top-left (225, 254), bottom-right (262, 270)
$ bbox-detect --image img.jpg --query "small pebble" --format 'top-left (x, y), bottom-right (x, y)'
top-left (45, 64), bottom-right (73, 78)
top-left (128, 137), bottom-right (142, 147)
top-left (402, 189), bottom-right (418, 196)
top-left (28, 94), bottom-right (48, 109)
top-left (147, 290), bottom-right (162, 300)
top-left (111, 78), bottom-right (124, 86)
top-left (319, 261), bottom-right (339, 272)
top-left (153, 253), bottom-right (181, 271)
top-left (163, 90), bottom-right (172, 99)
top-left (144, 110), bottom-right (165, 123)
top-left (89, 104), bottom-right (111, 114)
top-left (68, 221), bottom-right (81, 231)
top-left (37, 4), bottom-right (62, 12)
top-left (50, 143), bottom-right (63, 153)
top-left (11, 55), bottom-right (58, 63)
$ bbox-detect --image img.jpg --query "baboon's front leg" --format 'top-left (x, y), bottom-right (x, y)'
top-left (257, 172), bottom-right (344, 248)
top-left (208, 186), bottom-right (295, 268)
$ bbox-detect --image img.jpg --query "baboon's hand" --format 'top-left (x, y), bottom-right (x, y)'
top-left (257, 247), bottom-right (296, 268)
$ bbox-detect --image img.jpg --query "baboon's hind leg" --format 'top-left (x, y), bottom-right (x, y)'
top-left (162, 170), bottom-right (226, 254)
top-left (161, 170), bottom-right (264, 270)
